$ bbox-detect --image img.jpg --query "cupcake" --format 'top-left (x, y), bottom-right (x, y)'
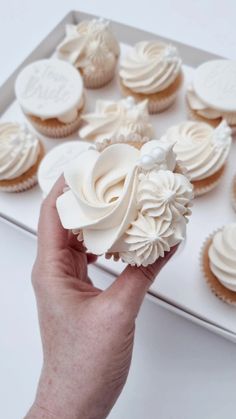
top-left (15, 59), bottom-right (84, 138)
top-left (57, 18), bottom-right (120, 88)
top-left (56, 139), bottom-right (193, 267)
top-left (161, 120), bottom-right (232, 196)
top-left (38, 141), bottom-right (91, 196)
top-left (231, 174), bottom-right (236, 213)
top-left (201, 223), bottom-right (236, 305)
top-left (79, 96), bottom-right (154, 149)
top-left (186, 60), bottom-right (236, 133)
top-left (0, 122), bottom-right (44, 192)
top-left (119, 41), bottom-right (183, 114)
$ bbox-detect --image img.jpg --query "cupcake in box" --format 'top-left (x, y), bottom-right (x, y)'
top-left (186, 60), bottom-right (236, 133)
top-left (161, 120), bottom-right (232, 196)
top-left (201, 223), bottom-right (236, 305)
top-left (57, 18), bottom-right (120, 88)
top-left (231, 174), bottom-right (236, 213)
top-left (15, 59), bottom-right (84, 138)
top-left (0, 122), bottom-right (44, 192)
top-left (56, 137), bottom-right (193, 267)
top-left (79, 96), bottom-right (154, 150)
top-left (119, 41), bottom-right (183, 114)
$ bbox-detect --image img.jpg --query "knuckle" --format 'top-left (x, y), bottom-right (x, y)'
top-left (138, 264), bottom-right (156, 283)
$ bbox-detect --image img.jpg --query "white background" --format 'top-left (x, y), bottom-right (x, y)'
top-left (1, 2), bottom-right (236, 418)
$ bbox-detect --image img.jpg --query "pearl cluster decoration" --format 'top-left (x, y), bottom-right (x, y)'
top-left (138, 145), bottom-right (169, 171)
top-left (163, 44), bottom-right (179, 63)
top-left (212, 120), bottom-right (232, 149)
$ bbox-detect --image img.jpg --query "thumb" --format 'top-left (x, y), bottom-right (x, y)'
top-left (105, 245), bottom-right (178, 316)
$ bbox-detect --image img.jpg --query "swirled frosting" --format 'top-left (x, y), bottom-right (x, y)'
top-left (79, 96), bottom-right (154, 143)
top-left (137, 170), bottom-right (193, 220)
top-left (120, 214), bottom-right (186, 267)
top-left (57, 18), bottom-right (120, 72)
top-left (56, 139), bottom-right (192, 266)
top-left (209, 224), bottom-right (236, 291)
top-left (0, 123), bottom-right (40, 180)
top-left (119, 41), bottom-right (182, 94)
top-left (187, 84), bottom-right (236, 125)
top-left (161, 121), bottom-right (232, 181)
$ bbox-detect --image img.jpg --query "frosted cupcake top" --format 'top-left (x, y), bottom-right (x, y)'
top-left (119, 41), bottom-right (182, 94)
top-left (56, 139), bottom-right (193, 267)
top-left (187, 60), bottom-right (236, 125)
top-left (0, 123), bottom-right (40, 180)
top-left (161, 120), bottom-right (232, 181)
top-left (15, 59), bottom-right (84, 123)
top-left (79, 96), bottom-right (154, 143)
top-left (57, 18), bottom-right (120, 72)
top-left (209, 223), bottom-right (236, 292)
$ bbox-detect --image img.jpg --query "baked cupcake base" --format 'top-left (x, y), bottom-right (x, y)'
top-left (192, 165), bottom-right (225, 197)
top-left (25, 107), bottom-right (84, 139)
top-left (231, 174), bottom-right (236, 212)
top-left (0, 141), bottom-right (44, 192)
top-left (201, 234), bottom-right (236, 305)
top-left (186, 100), bottom-right (236, 134)
top-left (120, 71), bottom-right (183, 114)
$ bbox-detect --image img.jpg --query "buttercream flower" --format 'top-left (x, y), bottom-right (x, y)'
top-left (57, 143), bottom-right (140, 254)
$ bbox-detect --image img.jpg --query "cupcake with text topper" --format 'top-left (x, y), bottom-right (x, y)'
top-left (57, 18), bottom-right (120, 88)
top-left (15, 59), bottom-right (85, 138)
top-left (186, 60), bottom-right (236, 133)
top-left (56, 138), bottom-right (193, 267)
top-left (119, 41), bottom-right (183, 114)
top-left (79, 96), bottom-right (154, 150)
top-left (0, 122), bottom-right (44, 192)
top-left (161, 120), bottom-right (232, 196)
top-left (201, 223), bottom-right (236, 305)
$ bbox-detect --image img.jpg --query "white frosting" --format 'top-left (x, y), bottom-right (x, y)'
top-left (209, 224), bottom-right (236, 292)
top-left (56, 140), bottom-right (192, 266)
top-left (79, 97), bottom-right (154, 142)
top-left (161, 121), bottom-right (232, 181)
top-left (57, 19), bottom-right (119, 74)
top-left (187, 84), bottom-right (236, 125)
top-left (137, 170), bottom-right (193, 220)
top-left (15, 59), bottom-right (83, 123)
top-left (138, 140), bottom-right (176, 172)
top-left (0, 123), bottom-right (40, 180)
top-left (119, 214), bottom-right (186, 267)
top-left (119, 41), bottom-right (182, 94)
top-left (38, 141), bottom-right (91, 195)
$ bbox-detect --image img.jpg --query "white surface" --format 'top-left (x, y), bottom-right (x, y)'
top-left (0, 37), bottom-right (236, 336)
top-left (1, 2), bottom-right (236, 419)
top-left (1, 219), bottom-right (236, 419)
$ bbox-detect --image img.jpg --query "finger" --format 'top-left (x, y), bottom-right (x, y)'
top-left (105, 245), bottom-right (178, 316)
top-left (87, 253), bottom-right (98, 264)
top-left (38, 175), bottom-right (67, 252)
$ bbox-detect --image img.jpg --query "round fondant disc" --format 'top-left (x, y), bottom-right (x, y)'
top-left (15, 59), bottom-right (83, 118)
top-left (38, 141), bottom-right (91, 195)
top-left (193, 60), bottom-right (236, 112)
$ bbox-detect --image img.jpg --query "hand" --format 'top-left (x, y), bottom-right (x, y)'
top-left (26, 176), bottom-right (177, 419)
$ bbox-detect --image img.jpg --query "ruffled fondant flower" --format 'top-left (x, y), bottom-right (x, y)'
top-left (119, 213), bottom-right (185, 266)
top-left (137, 170), bottom-right (193, 220)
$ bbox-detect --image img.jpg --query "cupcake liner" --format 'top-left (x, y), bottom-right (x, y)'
top-left (0, 173), bottom-right (38, 192)
top-left (200, 230), bottom-right (236, 305)
top-left (147, 92), bottom-right (178, 114)
top-left (82, 64), bottom-right (116, 89)
top-left (194, 177), bottom-right (222, 197)
top-left (25, 108), bottom-right (84, 139)
top-left (231, 174), bottom-right (236, 212)
top-left (192, 165), bottom-right (225, 197)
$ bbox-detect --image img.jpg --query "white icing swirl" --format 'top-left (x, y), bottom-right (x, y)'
top-left (137, 170), bottom-right (193, 220)
top-left (187, 84), bottom-right (236, 125)
top-left (57, 18), bottom-right (120, 73)
top-left (79, 97), bottom-right (154, 142)
top-left (119, 41), bottom-right (182, 94)
top-left (209, 224), bottom-right (236, 291)
top-left (161, 121), bottom-right (232, 181)
top-left (0, 123), bottom-right (40, 180)
top-left (120, 214), bottom-right (186, 267)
